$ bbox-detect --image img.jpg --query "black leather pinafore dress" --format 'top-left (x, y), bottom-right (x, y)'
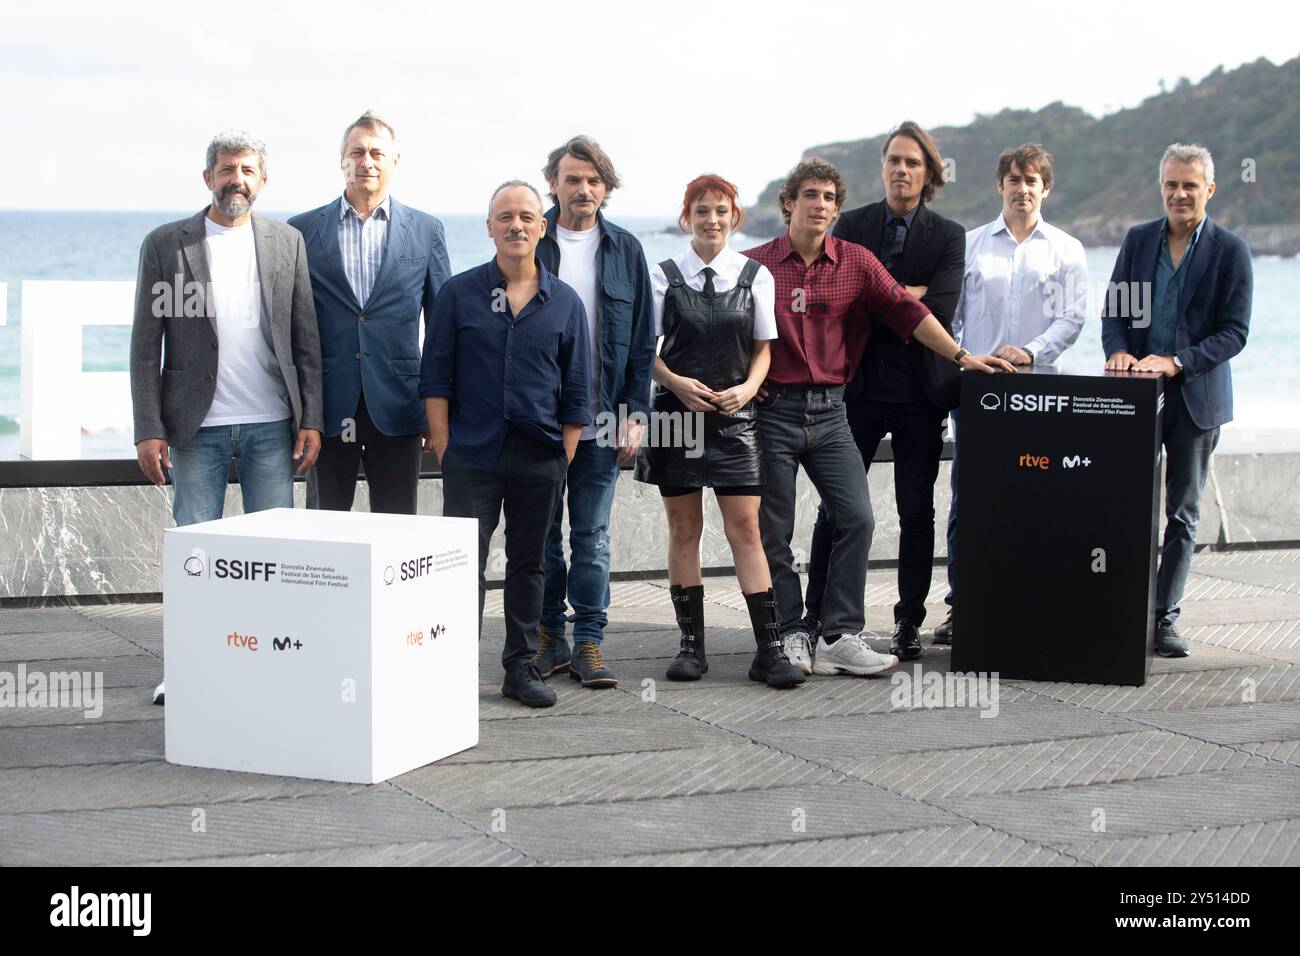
top-left (634, 257), bottom-right (764, 488)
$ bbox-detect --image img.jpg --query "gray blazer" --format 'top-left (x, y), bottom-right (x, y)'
top-left (129, 209), bottom-right (324, 447)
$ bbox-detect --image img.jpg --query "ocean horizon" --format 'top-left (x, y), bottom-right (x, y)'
top-left (2, 209), bottom-right (1297, 460)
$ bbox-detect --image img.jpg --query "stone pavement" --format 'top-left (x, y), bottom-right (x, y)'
top-left (2, 548), bottom-right (1298, 866)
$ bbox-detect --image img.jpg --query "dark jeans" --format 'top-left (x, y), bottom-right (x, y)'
top-left (1156, 382), bottom-right (1220, 625)
top-left (441, 429), bottom-right (569, 674)
top-left (806, 399), bottom-right (945, 626)
top-left (758, 385), bottom-right (873, 638)
top-left (308, 393), bottom-right (423, 515)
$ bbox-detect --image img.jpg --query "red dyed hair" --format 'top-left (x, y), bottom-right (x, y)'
top-left (678, 174), bottom-right (745, 233)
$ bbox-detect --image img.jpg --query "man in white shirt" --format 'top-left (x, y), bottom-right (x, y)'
top-left (936, 143), bottom-right (1088, 642)
top-left (130, 130), bottom-right (323, 704)
top-left (533, 136), bottom-right (656, 690)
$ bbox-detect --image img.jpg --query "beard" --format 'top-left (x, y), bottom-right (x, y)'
top-left (214, 186), bottom-right (253, 218)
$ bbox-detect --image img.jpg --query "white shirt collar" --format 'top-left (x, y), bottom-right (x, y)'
top-left (992, 211), bottom-right (1047, 241)
top-left (680, 243), bottom-right (735, 280)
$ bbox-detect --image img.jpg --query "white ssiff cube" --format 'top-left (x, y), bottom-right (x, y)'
top-left (163, 508), bottom-right (478, 783)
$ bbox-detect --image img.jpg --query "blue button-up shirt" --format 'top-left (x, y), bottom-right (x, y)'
top-left (419, 257), bottom-right (592, 468)
top-left (1145, 216), bottom-right (1206, 358)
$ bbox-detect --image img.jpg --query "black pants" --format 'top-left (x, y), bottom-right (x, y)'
top-left (806, 398), bottom-right (945, 627)
top-left (308, 393), bottom-right (423, 515)
top-left (441, 429), bottom-right (569, 673)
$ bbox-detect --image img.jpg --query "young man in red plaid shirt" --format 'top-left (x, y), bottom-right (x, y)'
top-left (743, 158), bottom-right (1013, 677)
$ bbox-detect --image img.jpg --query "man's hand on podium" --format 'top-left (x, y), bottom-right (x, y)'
top-left (995, 344), bottom-right (1034, 366)
top-left (963, 353), bottom-right (1018, 374)
top-left (1107, 351), bottom-right (1179, 376)
top-left (1133, 354), bottom-right (1180, 376)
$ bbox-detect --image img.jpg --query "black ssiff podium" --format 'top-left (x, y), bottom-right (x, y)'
top-left (951, 367), bottom-right (1164, 685)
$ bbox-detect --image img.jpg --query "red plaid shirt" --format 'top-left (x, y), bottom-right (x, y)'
top-left (743, 232), bottom-right (928, 385)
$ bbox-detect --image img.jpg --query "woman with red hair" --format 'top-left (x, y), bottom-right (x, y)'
top-left (635, 175), bottom-right (803, 689)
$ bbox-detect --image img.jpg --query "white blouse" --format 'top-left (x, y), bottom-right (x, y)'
top-left (649, 243), bottom-right (778, 340)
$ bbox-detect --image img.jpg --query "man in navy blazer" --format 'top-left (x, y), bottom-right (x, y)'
top-left (1103, 143), bottom-right (1252, 657)
top-left (289, 111), bottom-right (451, 514)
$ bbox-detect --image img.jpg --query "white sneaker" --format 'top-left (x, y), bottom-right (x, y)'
top-left (152, 681), bottom-right (165, 705)
top-left (812, 632), bottom-right (898, 676)
top-left (782, 630), bottom-right (813, 675)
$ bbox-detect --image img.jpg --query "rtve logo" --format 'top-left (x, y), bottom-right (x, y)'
top-left (1018, 453), bottom-right (1051, 470)
top-left (226, 631), bottom-right (258, 651)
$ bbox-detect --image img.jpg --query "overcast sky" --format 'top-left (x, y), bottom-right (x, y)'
top-left (3, 0), bottom-right (1295, 217)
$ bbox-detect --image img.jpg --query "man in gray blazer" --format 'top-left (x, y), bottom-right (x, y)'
top-left (131, 129), bottom-right (323, 526)
top-left (131, 130), bottom-right (323, 704)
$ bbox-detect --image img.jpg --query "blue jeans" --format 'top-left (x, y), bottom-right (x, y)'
top-left (1156, 383), bottom-right (1220, 625)
top-left (541, 439), bottom-right (621, 645)
top-left (169, 419), bottom-right (295, 526)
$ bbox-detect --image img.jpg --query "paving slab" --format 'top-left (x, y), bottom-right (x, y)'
top-left (0, 628), bottom-right (146, 662)
top-left (0, 788), bottom-right (476, 866)
top-left (716, 699), bottom-right (1139, 763)
top-left (0, 761), bottom-right (356, 814)
top-left (489, 780), bottom-right (961, 861)
top-left (558, 824), bottom-right (1080, 867)
top-left (838, 730), bottom-right (1268, 800)
top-left (1122, 700), bottom-right (1300, 746)
top-left (437, 708), bottom-right (739, 764)
top-left (941, 766), bottom-right (1300, 847)
top-left (0, 719), bottom-right (164, 769)
top-left (1056, 818), bottom-right (1300, 866)
top-left (133, 835), bottom-right (532, 867)
top-left (395, 740), bottom-right (841, 814)
top-left (1016, 663), bottom-right (1300, 713)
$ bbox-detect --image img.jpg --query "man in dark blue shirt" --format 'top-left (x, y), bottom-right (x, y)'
top-left (421, 180), bottom-right (591, 707)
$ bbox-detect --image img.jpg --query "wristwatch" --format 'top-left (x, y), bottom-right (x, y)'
top-left (952, 348), bottom-right (969, 367)
top-left (1022, 347), bottom-right (1035, 365)
top-left (1172, 355), bottom-right (1184, 370)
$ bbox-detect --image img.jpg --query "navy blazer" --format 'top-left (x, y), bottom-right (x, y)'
top-left (289, 197), bottom-right (451, 438)
top-left (1101, 216), bottom-right (1252, 431)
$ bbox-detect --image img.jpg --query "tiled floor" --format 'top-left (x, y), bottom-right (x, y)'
top-left (2, 549), bottom-right (1298, 866)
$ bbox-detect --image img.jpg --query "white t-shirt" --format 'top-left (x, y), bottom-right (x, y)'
top-left (201, 217), bottom-right (290, 427)
top-left (649, 244), bottom-right (778, 339)
top-left (555, 224), bottom-right (602, 440)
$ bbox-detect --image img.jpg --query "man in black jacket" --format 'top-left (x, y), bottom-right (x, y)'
top-left (802, 121), bottom-right (964, 661)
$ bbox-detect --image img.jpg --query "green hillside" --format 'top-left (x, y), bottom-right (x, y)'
top-left (746, 55), bottom-right (1300, 252)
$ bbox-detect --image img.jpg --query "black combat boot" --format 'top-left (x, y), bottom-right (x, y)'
top-left (745, 589), bottom-right (806, 688)
top-left (667, 584), bottom-right (707, 680)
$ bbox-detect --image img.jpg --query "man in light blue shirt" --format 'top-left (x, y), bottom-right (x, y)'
top-left (937, 143), bottom-right (1088, 643)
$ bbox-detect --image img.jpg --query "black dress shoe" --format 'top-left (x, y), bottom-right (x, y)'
top-left (932, 609), bottom-right (954, 646)
top-left (502, 663), bottom-right (558, 707)
top-left (890, 621), bottom-right (922, 660)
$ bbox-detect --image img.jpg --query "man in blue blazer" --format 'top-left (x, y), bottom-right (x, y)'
top-left (1102, 143), bottom-right (1252, 657)
top-left (289, 111), bottom-right (451, 514)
